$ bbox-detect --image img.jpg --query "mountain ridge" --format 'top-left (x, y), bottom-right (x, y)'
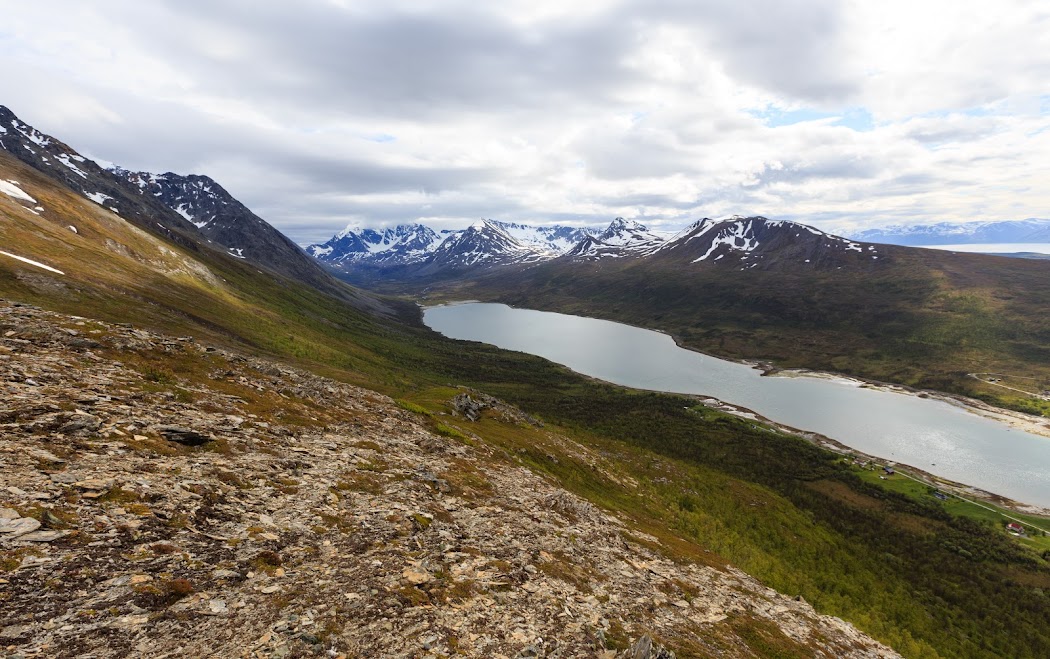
top-left (0, 105), bottom-right (368, 305)
top-left (316, 215), bottom-right (889, 287)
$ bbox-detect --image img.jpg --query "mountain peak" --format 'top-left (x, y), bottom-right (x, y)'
top-left (657, 216), bottom-right (878, 270)
top-left (335, 222), bottom-right (365, 240)
top-left (308, 222), bottom-right (442, 266)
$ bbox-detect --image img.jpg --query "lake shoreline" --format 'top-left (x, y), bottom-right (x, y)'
top-left (428, 299), bottom-right (1050, 442)
top-left (690, 394), bottom-right (1050, 518)
top-left (424, 301), bottom-right (1050, 516)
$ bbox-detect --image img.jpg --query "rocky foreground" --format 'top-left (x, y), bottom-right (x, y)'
top-left (0, 302), bottom-right (897, 658)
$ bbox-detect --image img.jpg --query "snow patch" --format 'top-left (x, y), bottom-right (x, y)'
top-left (692, 219), bottom-right (759, 262)
top-left (14, 121), bottom-right (51, 147)
top-left (84, 191), bottom-right (113, 206)
top-left (0, 251), bottom-right (64, 275)
top-left (0, 179), bottom-right (37, 203)
top-left (173, 204), bottom-right (195, 222)
top-left (56, 153), bottom-right (89, 179)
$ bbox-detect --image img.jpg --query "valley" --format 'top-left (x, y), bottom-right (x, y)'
top-left (374, 223), bottom-right (1050, 418)
top-left (2, 105), bottom-right (1050, 658)
top-left (422, 302), bottom-right (1050, 510)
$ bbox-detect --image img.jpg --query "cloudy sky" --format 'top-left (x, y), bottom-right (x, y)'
top-left (4, 0), bottom-right (1049, 244)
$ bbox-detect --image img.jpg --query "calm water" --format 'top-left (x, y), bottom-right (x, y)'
top-left (424, 302), bottom-right (1050, 508)
top-left (923, 243), bottom-right (1050, 255)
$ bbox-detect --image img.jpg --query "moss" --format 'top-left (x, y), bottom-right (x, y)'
top-left (97, 486), bottom-right (142, 504)
top-left (397, 585), bottom-right (431, 607)
top-left (410, 513), bottom-right (433, 531)
top-left (162, 578), bottom-right (194, 599)
top-left (333, 471), bottom-right (385, 494)
top-left (351, 439), bottom-right (384, 452)
top-left (250, 550), bottom-right (283, 575)
top-left (434, 423), bottom-right (469, 440)
top-left (396, 399), bottom-right (431, 416)
top-left (0, 547), bottom-right (42, 572)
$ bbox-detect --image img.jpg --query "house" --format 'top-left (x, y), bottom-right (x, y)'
top-left (882, 466), bottom-right (895, 475)
top-left (1006, 522), bottom-right (1025, 535)
top-left (933, 491), bottom-right (948, 501)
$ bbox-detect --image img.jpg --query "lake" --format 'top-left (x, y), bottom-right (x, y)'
top-left (424, 302), bottom-right (1050, 508)
top-left (922, 243), bottom-right (1050, 255)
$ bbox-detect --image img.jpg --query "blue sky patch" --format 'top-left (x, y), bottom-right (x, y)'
top-left (751, 106), bottom-right (873, 131)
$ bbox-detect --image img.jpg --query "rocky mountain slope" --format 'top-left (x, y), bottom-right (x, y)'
top-left (652, 217), bottom-right (882, 271)
top-left (566, 218), bottom-right (666, 260)
top-left (308, 220), bottom-right (599, 270)
top-left (108, 167), bottom-right (335, 291)
top-left (0, 105), bottom-right (356, 299)
top-left (308, 223), bottom-right (443, 266)
top-left (0, 302), bottom-right (896, 658)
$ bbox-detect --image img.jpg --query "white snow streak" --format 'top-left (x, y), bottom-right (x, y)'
top-left (0, 179), bottom-right (37, 203)
top-left (56, 153), bottom-right (88, 179)
top-left (0, 251), bottom-right (64, 274)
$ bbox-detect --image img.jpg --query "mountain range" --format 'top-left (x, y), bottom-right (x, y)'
top-left (847, 218), bottom-right (1050, 246)
top-left (309, 214), bottom-right (884, 285)
top-left (0, 105), bottom-right (368, 305)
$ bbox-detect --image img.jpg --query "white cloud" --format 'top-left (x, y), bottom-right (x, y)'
top-left (2, 0), bottom-right (1048, 243)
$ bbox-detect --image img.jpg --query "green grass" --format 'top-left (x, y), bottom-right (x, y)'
top-left (855, 468), bottom-right (1050, 551)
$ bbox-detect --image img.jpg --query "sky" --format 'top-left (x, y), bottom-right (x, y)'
top-left (3, 0), bottom-right (1049, 245)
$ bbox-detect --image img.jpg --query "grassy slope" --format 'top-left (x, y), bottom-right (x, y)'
top-left (3, 157), bottom-right (1050, 657)
top-left (408, 246), bottom-right (1050, 416)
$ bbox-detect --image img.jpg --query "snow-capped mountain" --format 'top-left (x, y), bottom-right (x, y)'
top-left (0, 105), bottom-right (202, 245)
top-left (564, 218), bottom-right (666, 259)
top-left (655, 216), bottom-right (881, 270)
top-left (490, 221), bottom-right (597, 254)
top-left (426, 220), bottom-right (546, 269)
top-left (847, 219), bottom-right (1050, 246)
top-left (310, 215), bottom-right (887, 283)
top-left (108, 168), bottom-right (315, 274)
top-left (309, 220), bottom-right (597, 268)
top-left (309, 217), bottom-right (655, 271)
top-left (0, 105), bottom-right (356, 297)
top-left (308, 224), bottom-right (441, 265)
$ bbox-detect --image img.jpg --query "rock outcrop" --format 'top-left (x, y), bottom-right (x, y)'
top-left (0, 302), bottom-right (898, 658)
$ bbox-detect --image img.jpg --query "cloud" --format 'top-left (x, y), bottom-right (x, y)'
top-left (2, 0), bottom-right (1049, 244)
